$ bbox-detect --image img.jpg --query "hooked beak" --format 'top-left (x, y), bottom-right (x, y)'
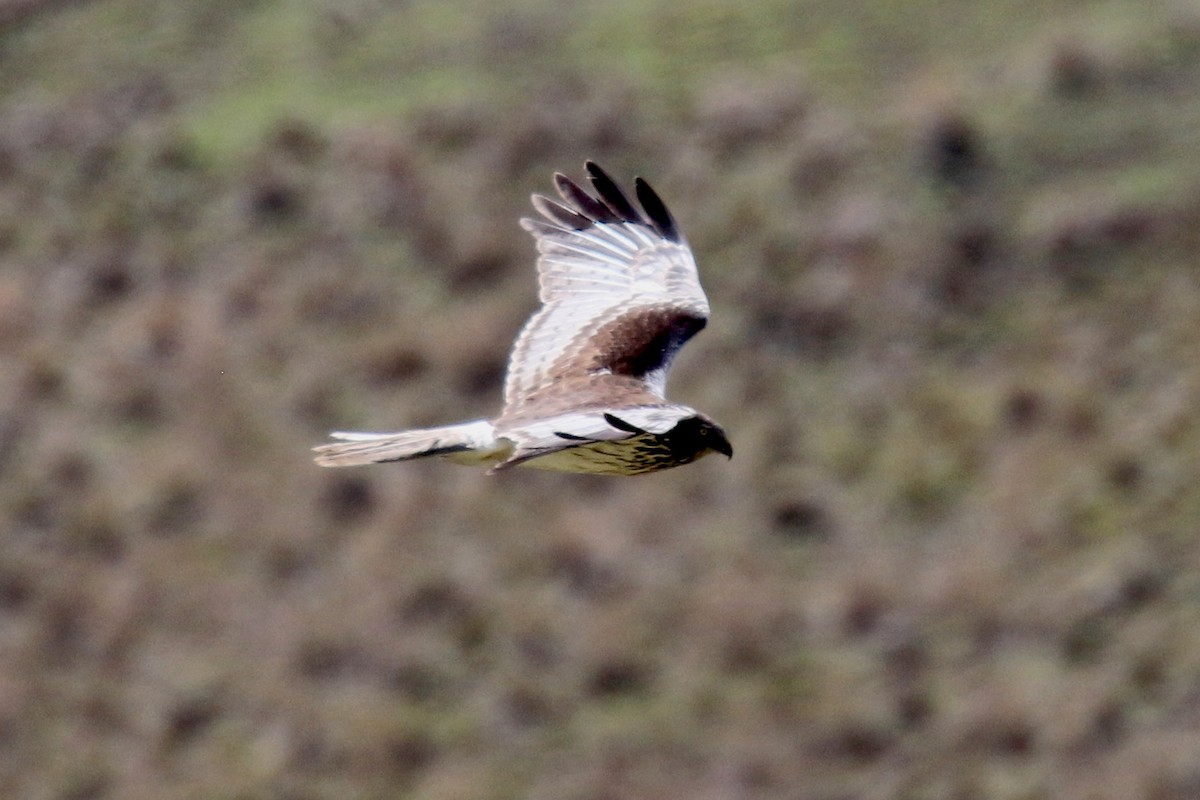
top-left (711, 433), bottom-right (733, 459)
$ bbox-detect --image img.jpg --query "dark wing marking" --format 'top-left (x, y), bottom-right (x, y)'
top-left (634, 177), bottom-right (680, 242)
top-left (603, 413), bottom-right (648, 435)
top-left (587, 309), bottom-right (707, 383)
top-left (553, 171), bottom-right (622, 225)
top-left (586, 161), bottom-right (644, 226)
top-left (531, 194), bottom-right (593, 230)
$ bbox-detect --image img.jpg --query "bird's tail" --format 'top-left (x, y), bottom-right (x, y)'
top-left (313, 420), bottom-right (508, 467)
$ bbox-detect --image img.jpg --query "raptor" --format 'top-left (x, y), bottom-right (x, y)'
top-left (313, 162), bottom-right (731, 475)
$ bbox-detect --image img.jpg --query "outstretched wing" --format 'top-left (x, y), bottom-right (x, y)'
top-left (502, 162), bottom-right (709, 412)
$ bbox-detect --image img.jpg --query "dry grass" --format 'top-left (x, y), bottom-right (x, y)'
top-left (3, 1), bottom-right (1200, 798)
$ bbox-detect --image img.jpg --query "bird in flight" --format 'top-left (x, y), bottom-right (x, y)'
top-left (313, 161), bottom-right (731, 475)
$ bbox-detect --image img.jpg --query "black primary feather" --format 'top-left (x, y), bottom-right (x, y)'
top-left (555, 173), bottom-right (621, 224)
top-left (532, 194), bottom-right (593, 230)
top-left (634, 177), bottom-right (680, 242)
top-left (586, 161), bottom-right (644, 225)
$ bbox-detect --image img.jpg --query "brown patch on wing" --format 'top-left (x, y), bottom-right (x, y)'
top-left (540, 162), bottom-right (681, 242)
top-left (574, 306), bottom-right (706, 380)
top-left (500, 305), bottom-right (705, 417)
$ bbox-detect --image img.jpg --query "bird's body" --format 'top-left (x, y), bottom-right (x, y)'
top-left (313, 162), bottom-right (730, 475)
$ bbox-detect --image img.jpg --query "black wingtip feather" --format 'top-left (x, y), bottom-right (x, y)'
top-left (555, 172), bottom-right (621, 225)
top-left (585, 162), bottom-right (643, 224)
top-left (542, 162), bottom-right (681, 242)
top-left (532, 194), bottom-right (593, 230)
top-left (634, 177), bottom-right (680, 242)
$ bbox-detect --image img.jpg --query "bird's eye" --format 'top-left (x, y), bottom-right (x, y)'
top-left (699, 427), bottom-right (708, 436)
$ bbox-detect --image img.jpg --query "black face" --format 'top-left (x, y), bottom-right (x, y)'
top-left (665, 416), bottom-right (733, 462)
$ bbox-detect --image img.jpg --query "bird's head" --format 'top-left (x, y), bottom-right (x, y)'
top-left (667, 414), bottom-right (732, 462)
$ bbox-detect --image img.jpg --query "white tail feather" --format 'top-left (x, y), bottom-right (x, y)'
top-left (313, 420), bottom-right (508, 467)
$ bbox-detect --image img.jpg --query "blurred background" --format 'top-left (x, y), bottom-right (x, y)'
top-left (3, 0), bottom-right (1200, 798)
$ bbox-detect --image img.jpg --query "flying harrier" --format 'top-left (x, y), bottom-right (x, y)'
top-left (313, 162), bottom-right (731, 475)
